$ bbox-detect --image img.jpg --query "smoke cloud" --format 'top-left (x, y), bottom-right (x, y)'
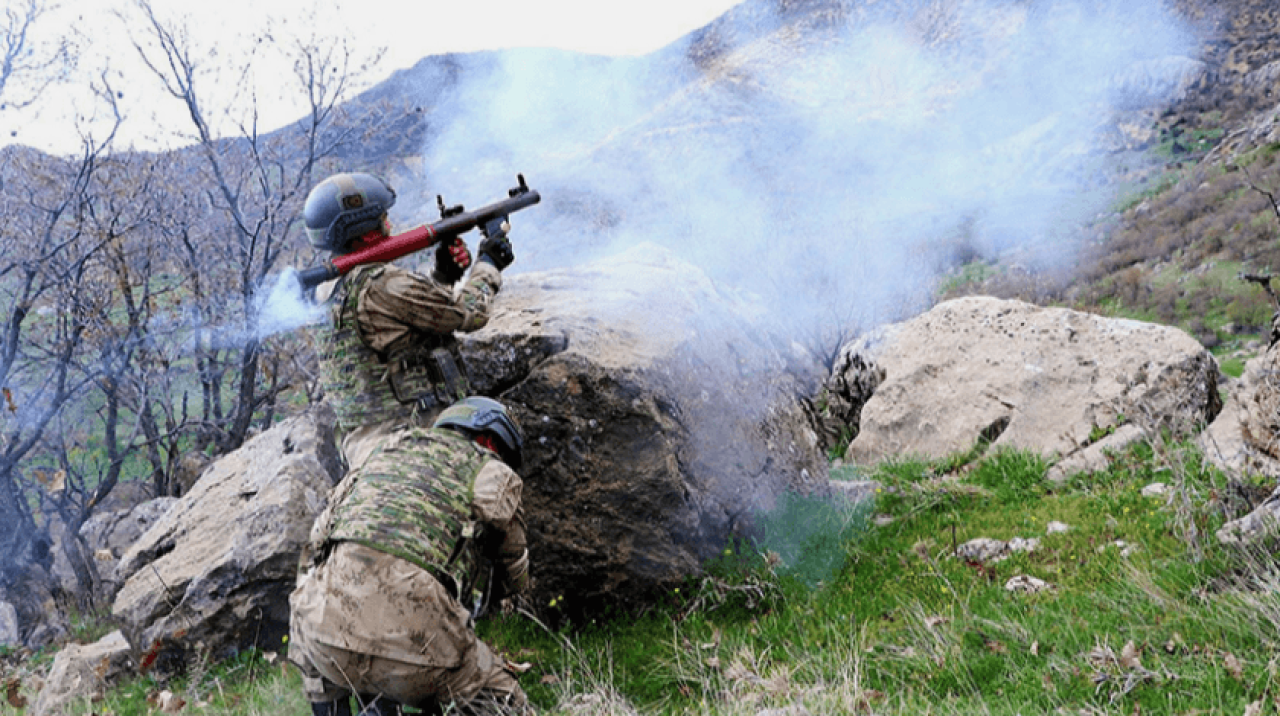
top-left (398, 0), bottom-right (1196, 336)
top-left (379, 0), bottom-right (1203, 572)
top-left (253, 269), bottom-right (328, 341)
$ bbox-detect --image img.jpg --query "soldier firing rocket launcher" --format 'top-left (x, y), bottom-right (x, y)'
top-left (296, 174), bottom-right (540, 291)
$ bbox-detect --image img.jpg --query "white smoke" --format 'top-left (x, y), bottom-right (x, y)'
top-left (400, 0), bottom-right (1196, 335)
top-left (253, 269), bottom-right (327, 341)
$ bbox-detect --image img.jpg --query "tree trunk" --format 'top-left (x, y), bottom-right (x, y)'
top-left (227, 339), bottom-right (260, 450)
top-left (0, 459), bottom-right (38, 588)
top-left (0, 460), bottom-right (64, 647)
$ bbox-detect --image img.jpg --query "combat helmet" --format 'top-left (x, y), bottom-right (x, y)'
top-left (434, 396), bottom-right (524, 469)
top-left (303, 172), bottom-right (397, 253)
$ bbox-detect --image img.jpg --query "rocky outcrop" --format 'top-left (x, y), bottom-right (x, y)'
top-left (829, 297), bottom-right (1221, 470)
top-left (110, 405), bottom-right (342, 674)
top-left (29, 630), bottom-right (133, 716)
top-left (461, 244), bottom-right (830, 616)
top-left (78, 497), bottom-right (178, 596)
top-left (1201, 344), bottom-right (1280, 477)
top-left (1204, 345), bottom-right (1280, 545)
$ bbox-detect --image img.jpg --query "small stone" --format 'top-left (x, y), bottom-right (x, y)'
top-left (1005, 575), bottom-right (1053, 593)
top-left (1141, 482), bottom-right (1170, 497)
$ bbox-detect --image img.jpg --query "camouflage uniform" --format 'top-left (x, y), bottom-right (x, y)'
top-left (289, 261), bottom-right (529, 713)
top-left (317, 259), bottom-right (502, 465)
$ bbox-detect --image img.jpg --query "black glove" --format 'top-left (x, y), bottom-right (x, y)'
top-left (477, 233), bottom-right (514, 271)
top-left (431, 236), bottom-right (471, 284)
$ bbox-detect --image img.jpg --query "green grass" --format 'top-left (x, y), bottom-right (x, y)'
top-left (938, 260), bottom-right (998, 296)
top-left (57, 647), bottom-right (306, 716)
top-left (1218, 354), bottom-right (1248, 379)
top-left (46, 437), bottom-right (1280, 715)
top-left (1152, 127), bottom-right (1225, 161)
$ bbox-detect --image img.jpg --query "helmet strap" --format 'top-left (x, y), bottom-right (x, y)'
top-left (474, 433), bottom-right (500, 455)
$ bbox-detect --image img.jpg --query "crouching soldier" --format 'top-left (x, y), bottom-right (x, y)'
top-left (288, 397), bottom-right (531, 716)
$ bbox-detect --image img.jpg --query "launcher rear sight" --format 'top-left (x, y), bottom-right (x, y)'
top-left (437, 194), bottom-right (464, 219)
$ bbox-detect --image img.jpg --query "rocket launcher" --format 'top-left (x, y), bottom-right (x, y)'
top-left (296, 174), bottom-right (540, 291)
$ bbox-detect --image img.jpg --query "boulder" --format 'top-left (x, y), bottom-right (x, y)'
top-left (79, 497), bottom-right (178, 595)
top-left (110, 405), bottom-right (342, 674)
top-left (832, 297), bottom-right (1221, 467)
top-left (1203, 345), bottom-right (1280, 545)
top-left (460, 244), bottom-right (830, 615)
top-left (1199, 395), bottom-right (1280, 479)
top-left (30, 630), bottom-right (133, 716)
top-left (1202, 345), bottom-right (1280, 473)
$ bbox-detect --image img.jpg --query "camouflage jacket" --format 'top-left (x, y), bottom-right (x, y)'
top-left (316, 261), bottom-right (502, 435)
top-left (307, 427), bottom-right (527, 606)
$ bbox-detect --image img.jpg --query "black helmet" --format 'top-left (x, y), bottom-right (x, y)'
top-left (434, 396), bottom-right (524, 469)
top-left (303, 172), bottom-right (397, 252)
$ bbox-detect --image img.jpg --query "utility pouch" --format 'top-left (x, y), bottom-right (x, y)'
top-left (385, 342), bottom-right (470, 413)
top-left (428, 347), bottom-right (468, 405)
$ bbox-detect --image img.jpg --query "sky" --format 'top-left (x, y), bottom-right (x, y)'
top-left (1, 0), bottom-right (745, 155)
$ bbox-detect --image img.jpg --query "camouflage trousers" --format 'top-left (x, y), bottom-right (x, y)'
top-left (288, 541), bottom-right (527, 714)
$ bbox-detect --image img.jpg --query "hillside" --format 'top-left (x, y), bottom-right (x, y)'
top-left (937, 0), bottom-right (1280, 355)
top-left (10, 0), bottom-right (1280, 714)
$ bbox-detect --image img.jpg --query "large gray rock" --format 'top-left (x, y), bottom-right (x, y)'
top-left (1199, 391), bottom-right (1280, 479)
top-left (79, 497), bottom-right (178, 595)
top-left (30, 630), bottom-right (133, 716)
top-left (832, 297), bottom-right (1221, 467)
top-left (461, 244), bottom-right (830, 615)
top-left (1226, 345), bottom-right (1280, 469)
top-left (111, 405), bottom-right (342, 674)
top-left (1202, 345), bottom-right (1280, 545)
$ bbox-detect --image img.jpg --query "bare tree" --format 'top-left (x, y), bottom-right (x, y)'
top-left (0, 1), bottom-right (106, 641)
top-left (128, 0), bottom-right (388, 451)
top-left (0, 121), bottom-right (120, 628)
top-left (0, 0), bottom-right (74, 111)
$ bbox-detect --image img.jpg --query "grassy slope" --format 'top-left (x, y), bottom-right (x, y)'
top-left (28, 436), bottom-right (1278, 715)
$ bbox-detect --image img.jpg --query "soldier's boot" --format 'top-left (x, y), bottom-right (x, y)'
top-left (310, 699), bottom-right (353, 716)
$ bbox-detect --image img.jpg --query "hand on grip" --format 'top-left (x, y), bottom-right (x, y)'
top-left (431, 236), bottom-right (471, 284)
top-left (478, 233), bottom-right (514, 271)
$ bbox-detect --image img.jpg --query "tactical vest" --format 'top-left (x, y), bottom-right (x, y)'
top-left (317, 265), bottom-right (470, 433)
top-left (322, 428), bottom-right (491, 600)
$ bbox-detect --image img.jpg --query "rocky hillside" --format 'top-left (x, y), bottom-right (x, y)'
top-left (942, 0), bottom-right (1280, 349)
